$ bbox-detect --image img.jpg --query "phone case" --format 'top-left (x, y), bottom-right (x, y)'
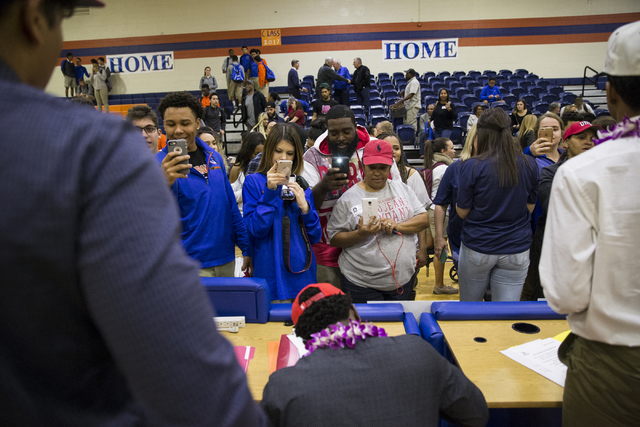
top-left (332, 156), bottom-right (350, 176)
top-left (167, 139), bottom-right (190, 174)
top-left (276, 160), bottom-right (292, 185)
top-left (362, 198), bottom-right (379, 225)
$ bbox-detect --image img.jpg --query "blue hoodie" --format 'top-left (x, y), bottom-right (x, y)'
top-left (156, 138), bottom-right (250, 268)
top-left (243, 173), bottom-right (322, 301)
top-left (479, 84), bottom-right (501, 102)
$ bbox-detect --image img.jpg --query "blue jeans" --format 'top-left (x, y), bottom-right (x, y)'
top-left (356, 87), bottom-right (370, 114)
top-left (458, 243), bottom-right (529, 302)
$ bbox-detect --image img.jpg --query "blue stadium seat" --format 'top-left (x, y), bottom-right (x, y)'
top-left (427, 76), bottom-right (442, 86)
top-left (370, 106), bottom-right (385, 117)
top-left (377, 72), bottom-right (390, 82)
top-left (432, 83), bottom-right (446, 94)
top-left (499, 69), bottom-right (513, 78)
top-left (449, 82), bottom-right (463, 92)
top-left (525, 73), bottom-right (539, 81)
top-left (521, 94), bottom-right (536, 106)
top-left (443, 76), bottom-right (457, 86)
top-left (459, 76), bottom-right (473, 85)
top-left (514, 69), bottom-right (528, 77)
top-left (396, 124), bottom-right (416, 145)
top-left (443, 125), bottom-right (464, 146)
top-left (468, 70), bottom-right (481, 79)
top-left (502, 94), bottom-right (517, 106)
top-left (370, 97), bottom-right (383, 107)
top-left (437, 71), bottom-right (451, 78)
top-left (466, 81), bottom-right (481, 91)
top-left (594, 108), bottom-right (610, 118)
top-left (424, 96), bottom-right (439, 107)
top-left (354, 114), bottom-right (366, 126)
top-left (461, 94), bottom-right (478, 108)
top-left (473, 87), bottom-right (483, 98)
top-left (483, 70), bottom-right (497, 77)
top-left (532, 101), bottom-right (550, 114)
top-left (477, 76), bottom-right (489, 86)
top-left (458, 112), bottom-right (471, 129)
top-left (454, 103), bottom-right (469, 114)
top-left (422, 71), bottom-right (436, 80)
top-left (562, 92), bottom-right (577, 104)
top-left (510, 87), bottom-right (525, 98)
top-left (508, 75), bottom-right (524, 83)
top-left (529, 86), bottom-right (544, 97)
top-left (371, 115), bottom-right (387, 126)
top-left (548, 86), bottom-right (564, 96)
top-left (535, 79), bottom-right (551, 90)
top-left (519, 81), bottom-right (534, 91)
top-left (452, 71), bottom-right (466, 79)
top-left (492, 103), bottom-right (511, 113)
top-left (455, 87), bottom-right (471, 98)
top-left (540, 92), bottom-right (557, 103)
top-left (501, 81), bottom-right (515, 92)
top-left (350, 105), bottom-right (364, 115)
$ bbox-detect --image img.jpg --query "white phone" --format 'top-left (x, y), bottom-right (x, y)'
top-left (362, 198), bottom-right (379, 225)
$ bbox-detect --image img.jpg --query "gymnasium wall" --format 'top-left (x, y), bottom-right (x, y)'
top-left (46, 0), bottom-right (640, 96)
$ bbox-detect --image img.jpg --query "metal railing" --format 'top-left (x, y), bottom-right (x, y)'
top-left (581, 66), bottom-right (601, 97)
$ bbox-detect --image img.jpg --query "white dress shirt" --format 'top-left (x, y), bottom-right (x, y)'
top-left (540, 124), bottom-right (640, 346)
top-left (404, 76), bottom-right (421, 110)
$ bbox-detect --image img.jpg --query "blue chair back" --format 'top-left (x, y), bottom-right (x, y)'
top-left (540, 92), bottom-right (557, 103)
top-left (430, 301), bottom-right (567, 320)
top-left (202, 277), bottom-right (270, 323)
top-left (419, 313), bottom-right (446, 356)
top-left (269, 302), bottom-right (405, 322)
top-left (396, 124), bottom-right (416, 144)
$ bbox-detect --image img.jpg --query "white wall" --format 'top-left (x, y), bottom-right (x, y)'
top-left (45, 0), bottom-right (640, 96)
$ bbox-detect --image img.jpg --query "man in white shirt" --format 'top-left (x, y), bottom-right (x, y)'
top-left (540, 20), bottom-right (640, 427)
top-left (394, 68), bottom-right (421, 133)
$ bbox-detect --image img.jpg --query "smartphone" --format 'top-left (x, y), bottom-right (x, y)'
top-left (332, 156), bottom-right (350, 177)
top-left (276, 160), bottom-right (293, 185)
top-left (167, 139), bottom-right (190, 174)
top-left (362, 198), bottom-right (379, 225)
top-left (538, 127), bottom-right (554, 153)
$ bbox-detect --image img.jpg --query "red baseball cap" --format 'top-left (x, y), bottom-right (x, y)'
top-left (291, 283), bottom-right (344, 325)
top-left (362, 139), bottom-right (394, 166)
top-left (563, 121), bottom-right (602, 141)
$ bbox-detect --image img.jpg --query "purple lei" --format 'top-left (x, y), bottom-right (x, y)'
top-left (593, 115), bottom-right (640, 145)
top-left (304, 319), bottom-right (387, 355)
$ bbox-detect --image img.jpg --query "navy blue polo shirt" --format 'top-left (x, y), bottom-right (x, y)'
top-left (457, 155), bottom-right (539, 254)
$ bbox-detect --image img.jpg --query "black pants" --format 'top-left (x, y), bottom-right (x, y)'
top-left (340, 273), bottom-right (412, 303)
top-left (334, 88), bottom-right (349, 106)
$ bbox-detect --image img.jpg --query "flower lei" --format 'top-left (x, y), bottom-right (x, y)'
top-left (304, 319), bottom-right (387, 355)
top-left (594, 115), bottom-right (640, 145)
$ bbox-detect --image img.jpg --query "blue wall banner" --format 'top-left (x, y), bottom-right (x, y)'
top-left (106, 51), bottom-right (174, 74)
top-left (382, 39), bottom-right (458, 61)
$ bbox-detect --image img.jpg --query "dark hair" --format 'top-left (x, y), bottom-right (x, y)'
top-left (560, 111), bottom-right (582, 127)
top-left (228, 48), bottom-right (234, 54)
top-left (91, 58), bottom-right (98, 64)
top-left (196, 127), bottom-right (215, 138)
top-left (488, 76), bottom-right (496, 82)
top-left (201, 84), bottom-right (210, 90)
top-left (308, 118), bottom-right (327, 143)
top-left (294, 287), bottom-right (353, 342)
top-left (582, 112), bottom-right (596, 123)
top-left (291, 59), bottom-right (299, 67)
top-left (325, 104), bottom-right (356, 126)
top-left (98, 57), bottom-right (105, 62)
top-left (437, 88), bottom-right (450, 104)
top-left (70, 96), bottom-right (95, 108)
top-left (66, 52), bottom-right (73, 57)
top-left (231, 55), bottom-right (238, 61)
top-left (512, 98), bottom-right (528, 114)
top-left (249, 48), bottom-right (258, 54)
top-left (203, 66), bottom-right (211, 76)
top-left (235, 132), bottom-right (265, 174)
top-left (591, 115), bottom-right (617, 131)
top-left (366, 125), bottom-right (376, 136)
top-left (475, 108), bottom-right (527, 187)
top-left (269, 92), bottom-right (281, 102)
top-left (242, 45), bottom-right (248, 50)
top-left (423, 137), bottom-right (451, 171)
top-left (157, 91), bottom-right (204, 120)
top-left (256, 124), bottom-right (304, 176)
top-left (473, 104), bottom-right (484, 115)
top-left (126, 105), bottom-right (159, 127)
top-left (378, 131), bottom-right (412, 184)
top-left (209, 91), bottom-right (219, 99)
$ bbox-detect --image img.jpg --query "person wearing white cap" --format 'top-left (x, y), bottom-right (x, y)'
top-left (540, 20), bottom-right (640, 426)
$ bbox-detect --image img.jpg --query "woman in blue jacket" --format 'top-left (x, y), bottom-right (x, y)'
top-left (243, 124), bottom-right (322, 302)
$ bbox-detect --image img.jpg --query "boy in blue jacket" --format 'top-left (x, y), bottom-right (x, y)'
top-left (480, 77), bottom-right (501, 104)
top-left (156, 92), bottom-right (251, 277)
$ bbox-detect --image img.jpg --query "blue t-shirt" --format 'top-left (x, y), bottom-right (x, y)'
top-left (457, 155), bottom-right (539, 254)
top-left (433, 160), bottom-right (463, 249)
top-left (523, 146), bottom-right (563, 232)
top-left (240, 54), bottom-right (252, 76)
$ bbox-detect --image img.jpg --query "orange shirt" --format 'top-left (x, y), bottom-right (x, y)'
top-left (200, 96), bottom-right (211, 108)
top-left (157, 133), bottom-right (167, 151)
top-left (258, 59), bottom-right (268, 88)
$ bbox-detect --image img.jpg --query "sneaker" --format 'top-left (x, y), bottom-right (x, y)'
top-left (433, 285), bottom-right (459, 295)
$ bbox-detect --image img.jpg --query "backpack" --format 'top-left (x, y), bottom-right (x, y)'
top-left (231, 63), bottom-right (245, 82)
top-left (262, 60), bottom-right (276, 82)
top-left (422, 162), bottom-right (446, 196)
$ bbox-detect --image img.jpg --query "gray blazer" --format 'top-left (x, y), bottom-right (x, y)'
top-left (261, 334), bottom-right (489, 427)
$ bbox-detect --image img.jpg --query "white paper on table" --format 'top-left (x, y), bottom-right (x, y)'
top-left (287, 330), bottom-right (307, 358)
top-left (500, 338), bottom-right (567, 387)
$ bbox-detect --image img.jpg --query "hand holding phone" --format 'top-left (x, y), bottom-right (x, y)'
top-left (276, 160), bottom-right (292, 185)
top-left (537, 127), bottom-right (554, 154)
top-left (332, 156), bottom-right (350, 177)
top-left (362, 198), bottom-right (379, 225)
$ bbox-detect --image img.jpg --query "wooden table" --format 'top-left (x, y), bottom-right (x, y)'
top-left (438, 319), bottom-right (569, 408)
top-left (220, 321), bottom-right (407, 401)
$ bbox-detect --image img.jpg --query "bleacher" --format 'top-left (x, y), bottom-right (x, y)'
top-left (101, 68), bottom-right (610, 164)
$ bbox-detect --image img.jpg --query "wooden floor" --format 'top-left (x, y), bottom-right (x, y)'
top-left (414, 259), bottom-right (461, 301)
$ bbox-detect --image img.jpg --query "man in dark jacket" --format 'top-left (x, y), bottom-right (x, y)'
top-left (288, 59), bottom-right (308, 99)
top-left (352, 57), bottom-right (371, 113)
top-left (202, 92), bottom-right (226, 135)
top-left (61, 52), bottom-right (75, 97)
top-left (241, 80), bottom-right (267, 129)
top-left (316, 57), bottom-right (349, 94)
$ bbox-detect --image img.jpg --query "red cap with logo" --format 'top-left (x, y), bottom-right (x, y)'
top-left (291, 283), bottom-right (344, 325)
top-left (563, 121), bottom-right (602, 141)
top-left (362, 139), bottom-right (394, 165)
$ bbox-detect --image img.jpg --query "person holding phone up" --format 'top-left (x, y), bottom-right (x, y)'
top-left (243, 124), bottom-right (322, 302)
top-left (156, 92), bottom-right (252, 278)
top-left (327, 139), bottom-right (428, 303)
top-left (522, 112), bottom-right (565, 232)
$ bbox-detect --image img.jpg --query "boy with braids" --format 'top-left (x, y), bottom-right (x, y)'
top-left (260, 283), bottom-right (489, 427)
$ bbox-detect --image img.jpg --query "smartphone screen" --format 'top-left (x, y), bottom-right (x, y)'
top-left (167, 139), bottom-right (190, 174)
top-left (332, 156), bottom-right (350, 177)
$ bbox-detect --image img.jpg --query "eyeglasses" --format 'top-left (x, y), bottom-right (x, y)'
top-left (137, 125), bottom-right (157, 134)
